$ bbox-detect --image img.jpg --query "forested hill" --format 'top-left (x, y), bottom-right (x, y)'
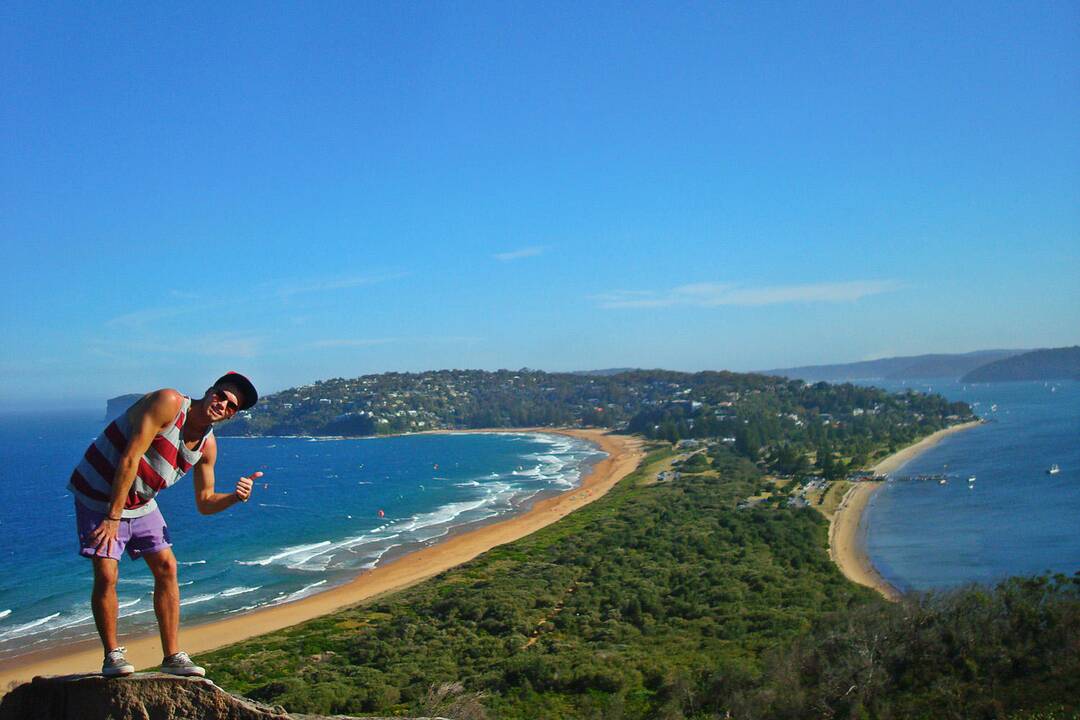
top-left (763, 349), bottom-right (1024, 382)
top-left (961, 346), bottom-right (1080, 382)
top-left (215, 369), bottom-right (973, 478)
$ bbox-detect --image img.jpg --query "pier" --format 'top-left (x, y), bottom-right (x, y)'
top-left (889, 473), bottom-right (953, 483)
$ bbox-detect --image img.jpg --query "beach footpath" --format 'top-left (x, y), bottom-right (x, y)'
top-left (827, 421), bottom-right (983, 600)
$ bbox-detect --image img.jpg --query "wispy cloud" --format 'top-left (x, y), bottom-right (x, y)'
top-left (413, 335), bottom-right (483, 344)
top-left (594, 280), bottom-right (902, 309)
top-left (310, 338), bottom-right (397, 349)
top-left (167, 289), bottom-right (202, 301)
top-left (87, 333), bottom-right (264, 359)
top-left (105, 272), bottom-right (406, 329)
top-left (105, 305), bottom-right (204, 330)
top-left (273, 271), bottom-right (410, 299)
top-left (494, 246), bottom-right (547, 262)
top-left (186, 333), bottom-right (264, 357)
top-left (307, 335), bottom-right (482, 350)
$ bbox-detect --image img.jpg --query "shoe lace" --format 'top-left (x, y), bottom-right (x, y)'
top-left (106, 646), bottom-right (127, 660)
top-left (167, 651), bottom-right (191, 664)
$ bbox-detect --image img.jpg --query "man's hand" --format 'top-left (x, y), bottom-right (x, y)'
top-left (89, 517), bottom-right (120, 557)
top-left (235, 471), bottom-right (263, 503)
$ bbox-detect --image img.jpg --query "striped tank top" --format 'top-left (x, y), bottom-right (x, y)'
top-left (68, 396), bottom-right (213, 518)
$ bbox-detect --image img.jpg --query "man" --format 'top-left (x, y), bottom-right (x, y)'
top-left (68, 372), bottom-right (261, 678)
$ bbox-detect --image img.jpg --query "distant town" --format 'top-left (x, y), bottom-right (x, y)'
top-left (210, 368), bottom-right (974, 483)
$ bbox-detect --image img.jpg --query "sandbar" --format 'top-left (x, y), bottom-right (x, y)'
top-left (828, 420), bottom-right (983, 601)
top-left (0, 429), bottom-right (645, 691)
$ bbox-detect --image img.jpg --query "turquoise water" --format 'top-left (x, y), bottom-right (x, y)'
top-left (863, 380), bottom-right (1080, 592)
top-left (0, 416), bottom-right (603, 659)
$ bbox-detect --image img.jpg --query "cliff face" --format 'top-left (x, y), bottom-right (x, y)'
top-left (0, 674), bottom-right (443, 720)
top-left (105, 394), bottom-right (143, 423)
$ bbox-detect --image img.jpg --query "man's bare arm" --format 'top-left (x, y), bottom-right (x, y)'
top-left (192, 435), bottom-right (262, 515)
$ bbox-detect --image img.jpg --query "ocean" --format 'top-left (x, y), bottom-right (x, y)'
top-left (0, 414), bottom-right (604, 660)
top-left (862, 379), bottom-right (1080, 593)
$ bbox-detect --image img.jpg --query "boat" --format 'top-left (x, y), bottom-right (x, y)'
top-left (939, 478), bottom-right (947, 485)
top-left (968, 475), bottom-right (976, 483)
top-left (1047, 464), bottom-right (1061, 475)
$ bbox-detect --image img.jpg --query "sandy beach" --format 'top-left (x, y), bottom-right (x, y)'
top-left (828, 421), bottom-right (983, 601)
top-left (0, 429), bottom-right (645, 691)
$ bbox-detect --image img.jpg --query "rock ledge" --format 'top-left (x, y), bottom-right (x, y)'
top-left (0, 673), bottom-right (443, 720)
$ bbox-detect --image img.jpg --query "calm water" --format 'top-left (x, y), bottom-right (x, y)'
top-left (863, 380), bottom-right (1080, 593)
top-left (0, 414), bottom-right (603, 659)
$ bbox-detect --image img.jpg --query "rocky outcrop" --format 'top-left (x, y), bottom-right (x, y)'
top-left (104, 394), bottom-right (142, 423)
top-left (0, 674), bottom-right (445, 720)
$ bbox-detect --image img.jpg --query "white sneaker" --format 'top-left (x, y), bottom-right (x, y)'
top-left (160, 651), bottom-right (205, 677)
top-left (102, 646), bottom-right (134, 677)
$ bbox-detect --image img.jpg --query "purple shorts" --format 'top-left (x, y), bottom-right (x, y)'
top-left (75, 501), bottom-right (172, 561)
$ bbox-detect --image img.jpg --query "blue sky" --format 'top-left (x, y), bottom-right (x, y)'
top-left (2, 2), bottom-right (1078, 408)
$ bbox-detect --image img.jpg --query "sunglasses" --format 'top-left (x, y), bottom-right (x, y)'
top-left (213, 388), bottom-right (240, 413)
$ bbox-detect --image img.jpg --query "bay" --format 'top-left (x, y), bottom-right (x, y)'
top-left (0, 411), bottom-right (604, 659)
top-left (862, 380), bottom-right (1080, 593)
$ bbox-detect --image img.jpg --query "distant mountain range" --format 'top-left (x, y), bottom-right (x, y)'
top-left (572, 368), bottom-right (638, 376)
top-left (764, 349), bottom-right (1028, 383)
top-left (961, 346), bottom-right (1080, 382)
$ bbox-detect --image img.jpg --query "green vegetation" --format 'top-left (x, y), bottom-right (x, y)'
top-left (220, 368), bottom-right (973, 480)
top-left (201, 442), bottom-right (1078, 719)
top-left (674, 452), bottom-right (710, 474)
top-left (960, 345), bottom-right (1080, 382)
top-left (744, 575), bottom-right (1080, 719)
top-left (205, 447), bottom-right (860, 717)
top-left (198, 371), bottom-right (1073, 718)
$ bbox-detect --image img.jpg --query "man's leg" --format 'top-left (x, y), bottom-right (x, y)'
top-left (91, 557), bottom-right (121, 652)
top-left (143, 547), bottom-right (180, 658)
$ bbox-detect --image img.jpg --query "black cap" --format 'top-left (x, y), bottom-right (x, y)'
top-left (214, 371), bottom-right (258, 410)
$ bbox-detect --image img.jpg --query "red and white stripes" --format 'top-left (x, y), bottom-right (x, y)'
top-left (69, 397), bottom-right (210, 518)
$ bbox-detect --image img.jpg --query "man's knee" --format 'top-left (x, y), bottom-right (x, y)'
top-left (92, 558), bottom-right (119, 590)
top-left (145, 549), bottom-right (177, 580)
